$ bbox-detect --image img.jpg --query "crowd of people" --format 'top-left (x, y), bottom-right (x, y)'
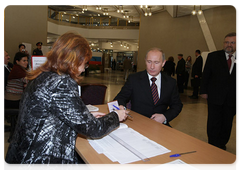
top-left (4, 32), bottom-right (236, 163)
top-left (162, 50), bottom-right (203, 99)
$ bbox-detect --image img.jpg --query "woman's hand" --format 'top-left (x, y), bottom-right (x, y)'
top-left (91, 112), bottom-right (106, 118)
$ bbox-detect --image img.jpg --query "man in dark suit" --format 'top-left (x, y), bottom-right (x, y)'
top-left (4, 51), bottom-right (12, 90)
top-left (189, 50), bottom-right (203, 99)
top-left (176, 54), bottom-right (185, 93)
top-left (114, 48), bottom-right (183, 127)
top-left (200, 32), bottom-right (236, 150)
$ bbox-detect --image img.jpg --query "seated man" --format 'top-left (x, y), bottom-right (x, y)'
top-left (114, 48), bottom-right (183, 127)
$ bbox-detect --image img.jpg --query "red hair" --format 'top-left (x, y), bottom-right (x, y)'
top-left (27, 32), bottom-right (92, 84)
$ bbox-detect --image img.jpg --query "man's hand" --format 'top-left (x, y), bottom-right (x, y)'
top-left (151, 114), bottom-right (166, 124)
top-left (201, 94), bottom-right (208, 99)
top-left (119, 105), bottom-right (126, 110)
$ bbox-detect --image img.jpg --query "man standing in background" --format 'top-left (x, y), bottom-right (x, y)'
top-left (4, 51), bottom-right (12, 90)
top-left (176, 54), bottom-right (185, 93)
top-left (189, 50), bottom-right (203, 99)
top-left (33, 42), bottom-right (43, 56)
top-left (123, 57), bottom-right (132, 81)
top-left (200, 32), bottom-right (236, 150)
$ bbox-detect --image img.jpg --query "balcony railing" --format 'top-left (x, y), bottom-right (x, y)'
top-left (48, 8), bottom-right (139, 29)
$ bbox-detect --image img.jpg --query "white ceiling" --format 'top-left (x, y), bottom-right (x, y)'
top-left (47, 5), bottom-right (219, 52)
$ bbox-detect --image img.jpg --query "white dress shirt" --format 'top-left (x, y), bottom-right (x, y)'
top-left (225, 52), bottom-right (236, 74)
top-left (4, 64), bottom-right (11, 72)
top-left (147, 72), bottom-right (161, 99)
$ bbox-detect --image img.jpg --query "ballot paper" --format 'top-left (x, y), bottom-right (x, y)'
top-left (86, 105), bottom-right (99, 112)
top-left (148, 159), bottom-right (198, 170)
top-left (88, 123), bottom-right (171, 164)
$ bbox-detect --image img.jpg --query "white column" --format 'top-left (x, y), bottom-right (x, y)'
top-left (197, 12), bottom-right (217, 52)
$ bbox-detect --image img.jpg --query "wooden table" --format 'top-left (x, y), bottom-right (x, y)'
top-left (75, 105), bottom-right (236, 164)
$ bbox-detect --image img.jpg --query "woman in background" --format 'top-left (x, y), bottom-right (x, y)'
top-left (6, 32), bottom-right (128, 164)
top-left (184, 56), bottom-right (192, 89)
top-left (5, 52), bottom-right (28, 109)
top-left (163, 56), bottom-right (175, 76)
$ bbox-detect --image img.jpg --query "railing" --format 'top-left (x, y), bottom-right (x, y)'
top-left (48, 8), bottom-right (139, 29)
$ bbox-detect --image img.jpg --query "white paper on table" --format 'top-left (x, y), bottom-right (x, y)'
top-left (111, 128), bottom-right (171, 158)
top-left (86, 105), bottom-right (99, 112)
top-left (88, 123), bottom-right (171, 164)
top-left (148, 159), bottom-right (198, 170)
top-left (107, 100), bottom-right (119, 112)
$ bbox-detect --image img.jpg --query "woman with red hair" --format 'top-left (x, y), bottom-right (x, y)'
top-left (6, 32), bottom-right (128, 164)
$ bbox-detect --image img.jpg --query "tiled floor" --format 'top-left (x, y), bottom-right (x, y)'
top-left (4, 70), bottom-right (236, 159)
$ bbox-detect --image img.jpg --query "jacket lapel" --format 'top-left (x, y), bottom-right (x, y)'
top-left (158, 72), bottom-right (167, 104)
top-left (139, 70), bottom-right (154, 103)
top-left (219, 50), bottom-right (230, 74)
top-left (231, 51), bottom-right (240, 75)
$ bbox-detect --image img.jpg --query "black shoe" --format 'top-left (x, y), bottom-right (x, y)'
top-left (219, 145), bottom-right (227, 150)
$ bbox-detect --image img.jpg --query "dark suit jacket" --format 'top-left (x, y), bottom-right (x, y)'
top-left (114, 70), bottom-right (183, 124)
top-left (0, 63), bottom-right (10, 89)
top-left (176, 58), bottom-right (185, 75)
top-left (200, 50), bottom-right (236, 107)
top-left (191, 55), bottom-right (203, 78)
top-left (32, 48), bottom-right (43, 56)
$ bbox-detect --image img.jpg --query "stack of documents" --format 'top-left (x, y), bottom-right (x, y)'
top-left (86, 105), bottom-right (99, 112)
top-left (88, 123), bottom-right (171, 164)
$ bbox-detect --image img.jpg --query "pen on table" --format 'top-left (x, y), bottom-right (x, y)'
top-left (170, 151), bottom-right (196, 157)
top-left (113, 105), bottom-right (133, 118)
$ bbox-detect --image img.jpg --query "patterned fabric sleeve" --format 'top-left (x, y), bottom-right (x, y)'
top-left (51, 76), bottom-right (120, 138)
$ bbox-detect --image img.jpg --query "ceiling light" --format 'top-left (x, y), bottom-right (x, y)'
top-left (192, 5), bottom-right (196, 15)
top-left (198, 5), bottom-right (202, 15)
top-left (192, 1), bottom-right (203, 15)
top-left (121, 6), bottom-right (124, 13)
top-left (149, 7), bottom-right (152, 16)
top-left (140, 5), bottom-right (143, 8)
top-left (145, 5), bottom-right (148, 8)
top-left (96, 6), bottom-right (101, 10)
top-left (145, 8), bottom-right (148, 16)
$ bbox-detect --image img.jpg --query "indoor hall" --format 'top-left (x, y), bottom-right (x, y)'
top-left (4, 70), bottom-right (236, 157)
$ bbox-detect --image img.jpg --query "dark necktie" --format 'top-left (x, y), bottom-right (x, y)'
top-left (151, 77), bottom-right (159, 105)
top-left (6, 65), bottom-right (11, 72)
top-left (228, 54), bottom-right (232, 71)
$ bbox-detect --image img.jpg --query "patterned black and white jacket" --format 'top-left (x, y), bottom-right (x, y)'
top-left (6, 71), bottom-right (119, 164)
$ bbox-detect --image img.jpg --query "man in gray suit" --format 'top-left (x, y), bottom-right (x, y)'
top-left (200, 32), bottom-right (236, 150)
top-left (114, 48), bottom-right (183, 127)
